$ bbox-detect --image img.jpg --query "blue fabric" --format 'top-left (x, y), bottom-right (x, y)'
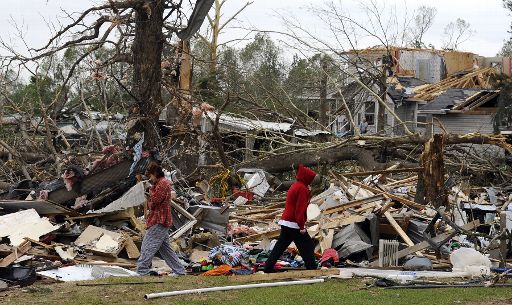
top-left (209, 245), bottom-right (249, 267)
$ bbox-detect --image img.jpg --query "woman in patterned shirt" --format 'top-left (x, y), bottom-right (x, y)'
top-left (137, 162), bottom-right (186, 276)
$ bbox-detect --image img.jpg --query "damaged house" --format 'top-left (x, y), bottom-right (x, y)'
top-left (308, 47), bottom-right (511, 136)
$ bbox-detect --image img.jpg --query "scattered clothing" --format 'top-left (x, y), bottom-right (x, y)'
top-left (319, 248), bottom-right (340, 267)
top-left (201, 264), bottom-right (232, 276)
top-left (209, 245), bottom-right (249, 267)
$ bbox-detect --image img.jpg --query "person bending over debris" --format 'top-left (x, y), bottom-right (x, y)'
top-left (264, 164), bottom-right (317, 273)
top-left (137, 162), bottom-right (186, 276)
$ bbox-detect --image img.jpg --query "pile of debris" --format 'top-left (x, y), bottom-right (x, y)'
top-left (1, 147), bottom-right (511, 289)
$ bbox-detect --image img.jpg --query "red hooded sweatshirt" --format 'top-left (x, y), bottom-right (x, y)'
top-left (280, 165), bottom-right (317, 230)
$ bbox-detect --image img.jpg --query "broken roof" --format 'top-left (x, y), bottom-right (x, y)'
top-left (413, 68), bottom-right (496, 101)
top-left (419, 89), bottom-right (499, 114)
top-left (387, 76), bottom-right (428, 101)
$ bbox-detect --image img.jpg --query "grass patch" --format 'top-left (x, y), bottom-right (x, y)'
top-left (1, 276), bottom-right (512, 305)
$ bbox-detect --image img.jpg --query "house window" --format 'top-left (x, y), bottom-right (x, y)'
top-left (417, 114), bottom-right (427, 127)
top-left (365, 102), bottom-right (375, 125)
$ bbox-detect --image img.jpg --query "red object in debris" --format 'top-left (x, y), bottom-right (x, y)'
top-left (210, 198), bottom-right (224, 204)
top-left (233, 191), bottom-right (254, 201)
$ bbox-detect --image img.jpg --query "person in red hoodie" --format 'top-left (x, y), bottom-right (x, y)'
top-left (264, 164), bottom-right (317, 273)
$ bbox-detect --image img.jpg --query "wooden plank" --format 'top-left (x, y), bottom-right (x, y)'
top-left (229, 268), bottom-right (340, 283)
top-left (323, 194), bottom-right (385, 215)
top-left (75, 255), bottom-right (137, 266)
top-left (23, 237), bottom-right (54, 249)
top-left (354, 203), bottom-right (377, 213)
top-left (343, 167), bottom-right (422, 177)
top-left (377, 200), bottom-right (395, 216)
top-left (351, 181), bottom-right (424, 210)
top-left (321, 214), bottom-right (367, 230)
top-left (74, 259), bottom-right (136, 268)
top-left (0, 241), bottom-right (31, 267)
top-left (384, 211), bottom-right (416, 248)
top-left (0, 199), bottom-right (79, 216)
top-left (123, 236), bottom-right (140, 259)
top-left (395, 220), bottom-right (480, 259)
top-left (66, 213), bottom-right (108, 221)
top-left (0, 244), bottom-right (13, 256)
top-left (385, 176), bottom-right (418, 187)
top-left (237, 208), bottom-right (282, 216)
top-left (320, 229), bottom-right (334, 253)
top-left (235, 229), bottom-right (281, 243)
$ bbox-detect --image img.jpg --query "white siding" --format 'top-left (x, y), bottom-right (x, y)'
top-left (432, 113), bottom-right (495, 135)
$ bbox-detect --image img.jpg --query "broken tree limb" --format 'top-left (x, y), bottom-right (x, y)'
top-left (0, 139), bottom-right (32, 180)
top-left (0, 152), bottom-right (46, 163)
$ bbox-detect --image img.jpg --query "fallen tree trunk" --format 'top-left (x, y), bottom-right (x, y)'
top-left (240, 145), bottom-right (386, 173)
top-left (238, 133), bottom-right (511, 174)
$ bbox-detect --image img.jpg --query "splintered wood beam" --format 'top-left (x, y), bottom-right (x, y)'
top-left (341, 167), bottom-right (423, 177)
top-left (323, 194), bottom-right (385, 215)
top-left (234, 229), bottom-right (281, 243)
top-left (321, 214), bottom-right (367, 230)
top-left (351, 181), bottom-right (424, 210)
top-left (385, 176), bottom-right (418, 187)
top-left (0, 241), bottom-right (31, 267)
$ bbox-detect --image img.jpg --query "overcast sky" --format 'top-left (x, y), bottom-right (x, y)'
top-left (0, 0), bottom-right (510, 58)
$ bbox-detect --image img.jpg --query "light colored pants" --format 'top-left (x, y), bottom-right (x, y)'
top-left (137, 224), bottom-right (186, 275)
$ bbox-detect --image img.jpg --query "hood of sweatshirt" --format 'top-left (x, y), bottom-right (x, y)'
top-left (296, 164), bottom-right (316, 186)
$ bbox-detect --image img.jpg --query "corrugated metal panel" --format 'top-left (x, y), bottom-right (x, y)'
top-left (432, 114), bottom-right (495, 134)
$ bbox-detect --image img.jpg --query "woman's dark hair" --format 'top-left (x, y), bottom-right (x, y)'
top-left (145, 162), bottom-right (165, 178)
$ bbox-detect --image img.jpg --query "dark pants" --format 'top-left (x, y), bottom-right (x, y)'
top-left (264, 225), bottom-right (317, 272)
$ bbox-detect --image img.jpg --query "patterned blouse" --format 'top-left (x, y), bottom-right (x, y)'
top-left (146, 177), bottom-right (173, 228)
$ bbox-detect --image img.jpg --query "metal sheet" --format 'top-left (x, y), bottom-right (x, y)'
top-left (47, 159), bottom-right (149, 204)
top-left (0, 200), bottom-right (77, 216)
top-left (189, 205), bottom-right (230, 235)
top-left (38, 265), bottom-right (138, 282)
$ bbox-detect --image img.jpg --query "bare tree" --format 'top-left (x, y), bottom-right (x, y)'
top-left (1, 1), bottom-right (213, 150)
top-left (442, 18), bottom-right (475, 50)
top-left (408, 6), bottom-right (437, 48)
top-left (198, 0), bottom-right (253, 78)
top-left (272, 0), bottom-right (413, 134)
